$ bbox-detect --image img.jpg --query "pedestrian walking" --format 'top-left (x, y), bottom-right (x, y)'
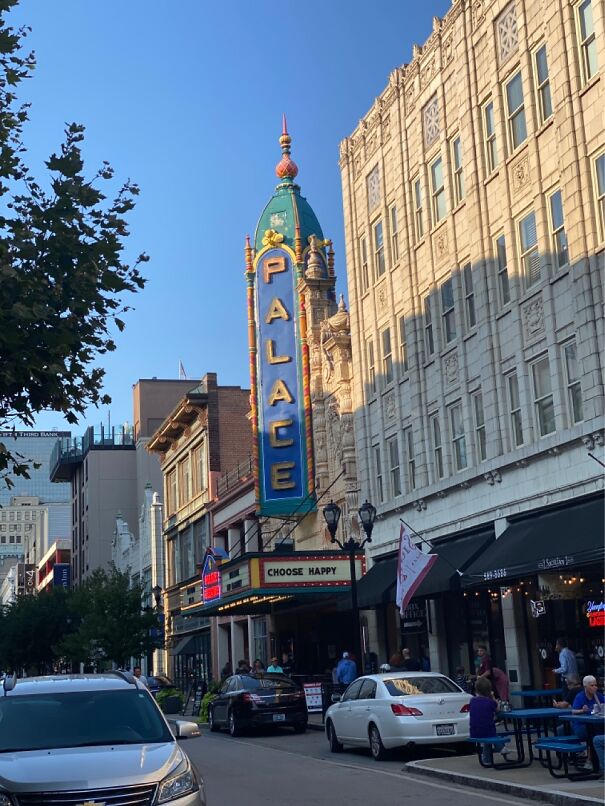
top-left (454, 665), bottom-right (471, 693)
top-left (335, 651), bottom-right (357, 685)
top-left (553, 637), bottom-right (579, 694)
top-left (267, 657), bottom-right (283, 673)
top-left (133, 666), bottom-right (148, 687)
top-left (401, 647), bottom-right (422, 671)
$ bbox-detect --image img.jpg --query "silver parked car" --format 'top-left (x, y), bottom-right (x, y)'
top-left (0, 673), bottom-right (205, 805)
top-left (325, 671), bottom-right (471, 760)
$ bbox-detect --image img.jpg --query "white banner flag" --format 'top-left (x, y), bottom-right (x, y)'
top-left (395, 523), bottom-right (438, 616)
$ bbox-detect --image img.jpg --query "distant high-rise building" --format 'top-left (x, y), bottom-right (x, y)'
top-left (0, 430), bottom-right (71, 546)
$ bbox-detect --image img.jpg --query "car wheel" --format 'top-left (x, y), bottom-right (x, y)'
top-left (228, 710), bottom-right (242, 737)
top-left (293, 722), bottom-right (307, 734)
top-left (208, 707), bottom-right (220, 732)
top-left (369, 723), bottom-right (389, 761)
top-left (327, 720), bottom-right (343, 753)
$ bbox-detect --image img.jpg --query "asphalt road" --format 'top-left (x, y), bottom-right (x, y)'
top-left (183, 725), bottom-right (529, 806)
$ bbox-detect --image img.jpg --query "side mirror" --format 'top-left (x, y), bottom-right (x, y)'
top-left (331, 693), bottom-right (343, 703)
top-left (174, 720), bottom-right (201, 739)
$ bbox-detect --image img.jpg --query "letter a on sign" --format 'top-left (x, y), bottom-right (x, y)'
top-left (268, 379), bottom-right (294, 406)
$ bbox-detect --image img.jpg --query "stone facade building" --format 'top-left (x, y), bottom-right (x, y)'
top-left (339, 0), bottom-right (604, 686)
top-left (147, 373), bottom-right (253, 686)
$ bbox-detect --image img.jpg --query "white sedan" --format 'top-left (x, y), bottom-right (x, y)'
top-left (325, 671), bottom-right (471, 760)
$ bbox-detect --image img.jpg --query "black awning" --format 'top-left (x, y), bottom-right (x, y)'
top-left (415, 529), bottom-right (495, 597)
top-left (462, 495), bottom-right (605, 587)
top-left (169, 635), bottom-right (197, 656)
top-left (357, 528), bottom-right (494, 608)
top-left (357, 557), bottom-right (398, 608)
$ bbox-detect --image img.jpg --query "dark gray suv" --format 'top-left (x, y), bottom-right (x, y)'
top-left (0, 673), bottom-right (205, 806)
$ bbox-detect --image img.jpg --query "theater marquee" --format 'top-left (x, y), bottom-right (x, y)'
top-left (260, 556), bottom-right (364, 587)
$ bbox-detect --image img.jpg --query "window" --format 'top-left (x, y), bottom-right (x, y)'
top-left (506, 372), bottom-right (524, 447)
top-left (505, 71), bottom-right (527, 150)
top-left (451, 136), bottom-right (465, 203)
top-left (563, 341), bottom-right (584, 423)
top-left (449, 403), bottom-right (468, 471)
top-left (594, 152), bottom-right (605, 241)
top-left (531, 356), bottom-right (556, 436)
top-left (424, 297), bottom-right (435, 358)
top-left (368, 340), bottom-right (376, 395)
top-left (430, 156), bottom-right (447, 224)
top-left (367, 165), bottom-right (381, 212)
top-left (483, 101), bottom-right (499, 173)
top-left (381, 327), bottom-right (393, 385)
top-left (194, 439), bottom-right (208, 493)
top-left (360, 236), bottom-right (369, 292)
top-left (398, 315), bottom-right (409, 372)
top-left (518, 211), bottom-right (540, 287)
top-left (423, 96), bottom-right (440, 148)
top-left (576, 0), bottom-right (598, 84)
top-left (390, 205), bottom-right (399, 263)
top-left (388, 437), bottom-right (402, 497)
top-left (413, 179), bottom-right (424, 240)
top-left (405, 427), bottom-right (416, 490)
top-left (548, 190), bottom-right (569, 269)
top-left (374, 220), bottom-right (386, 278)
top-left (534, 45), bottom-right (553, 124)
top-left (463, 263), bottom-right (476, 329)
top-left (179, 457), bottom-right (191, 506)
top-left (495, 234), bottom-right (510, 305)
top-left (166, 470), bottom-right (177, 515)
top-left (440, 277), bottom-right (456, 344)
top-left (472, 392), bottom-right (487, 461)
top-left (374, 446), bottom-right (384, 503)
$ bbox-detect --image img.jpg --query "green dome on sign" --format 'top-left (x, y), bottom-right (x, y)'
top-left (254, 118), bottom-right (324, 254)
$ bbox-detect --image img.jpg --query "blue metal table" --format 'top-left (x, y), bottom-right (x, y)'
top-left (506, 707), bottom-right (563, 767)
top-left (558, 713), bottom-right (605, 772)
top-left (510, 688), bottom-right (564, 708)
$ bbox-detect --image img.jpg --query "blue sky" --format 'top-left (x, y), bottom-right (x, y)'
top-left (11, 0), bottom-right (449, 434)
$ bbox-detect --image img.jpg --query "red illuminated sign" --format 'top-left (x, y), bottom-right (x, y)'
top-left (202, 558), bottom-right (222, 604)
top-left (586, 601), bottom-right (605, 628)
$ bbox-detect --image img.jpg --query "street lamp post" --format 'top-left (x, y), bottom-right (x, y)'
top-left (152, 585), bottom-right (164, 675)
top-left (323, 500), bottom-right (376, 672)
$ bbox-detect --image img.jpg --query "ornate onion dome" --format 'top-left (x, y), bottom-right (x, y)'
top-left (275, 114), bottom-right (299, 180)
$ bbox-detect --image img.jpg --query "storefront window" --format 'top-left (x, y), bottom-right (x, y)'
top-left (253, 617), bottom-right (268, 667)
top-left (522, 568), bottom-right (604, 687)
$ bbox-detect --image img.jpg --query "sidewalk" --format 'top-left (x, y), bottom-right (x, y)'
top-left (308, 712), bottom-right (325, 731)
top-left (405, 754), bottom-right (604, 806)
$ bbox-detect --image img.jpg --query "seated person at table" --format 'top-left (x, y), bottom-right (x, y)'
top-left (553, 674), bottom-right (583, 736)
top-left (470, 677), bottom-right (511, 764)
top-left (553, 674), bottom-right (582, 709)
top-left (571, 675), bottom-right (605, 740)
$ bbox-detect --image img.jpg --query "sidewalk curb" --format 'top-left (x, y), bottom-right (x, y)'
top-left (168, 716), bottom-right (325, 732)
top-left (405, 760), bottom-right (603, 806)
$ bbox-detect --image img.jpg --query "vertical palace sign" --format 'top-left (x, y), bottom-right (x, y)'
top-left (247, 238), bottom-right (314, 516)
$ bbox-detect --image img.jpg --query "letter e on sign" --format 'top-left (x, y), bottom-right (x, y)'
top-left (271, 461), bottom-right (296, 490)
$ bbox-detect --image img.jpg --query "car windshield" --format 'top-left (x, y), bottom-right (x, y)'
top-left (0, 689), bottom-right (173, 752)
top-left (242, 676), bottom-right (297, 690)
top-left (383, 676), bottom-right (460, 696)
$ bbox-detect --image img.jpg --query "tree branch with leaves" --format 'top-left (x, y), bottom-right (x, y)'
top-left (0, 0), bottom-right (147, 487)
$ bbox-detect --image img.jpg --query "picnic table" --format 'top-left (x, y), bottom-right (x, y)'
top-left (558, 712), bottom-right (605, 772)
top-left (505, 707), bottom-right (563, 766)
top-left (510, 688), bottom-right (563, 708)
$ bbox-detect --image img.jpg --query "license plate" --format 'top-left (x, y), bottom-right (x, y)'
top-left (273, 714), bottom-right (286, 722)
top-left (435, 724), bottom-right (455, 736)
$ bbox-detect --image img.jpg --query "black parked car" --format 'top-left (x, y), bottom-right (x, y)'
top-left (208, 673), bottom-right (308, 736)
